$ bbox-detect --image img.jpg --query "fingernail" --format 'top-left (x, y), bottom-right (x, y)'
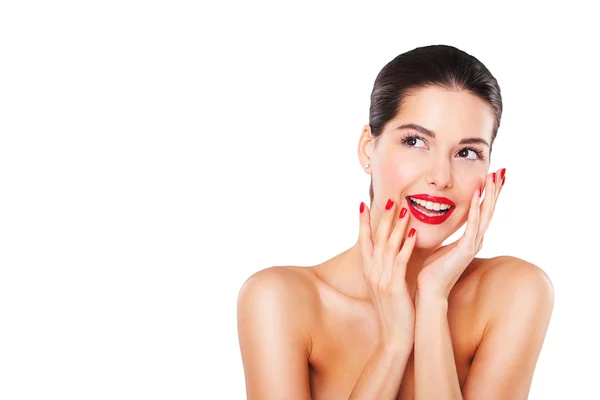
top-left (479, 187), bottom-right (483, 197)
top-left (399, 207), bottom-right (407, 218)
top-left (500, 168), bottom-right (506, 179)
top-left (385, 199), bottom-right (394, 210)
top-left (408, 228), bottom-right (416, 237)
top-left (501, 176), bottom-right (505, 186)
top-left (360, 202), bottom-right (365, 213)
top-left (492, 173), bottom-right (496, 184)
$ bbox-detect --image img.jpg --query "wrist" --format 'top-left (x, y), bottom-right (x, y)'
top-left (416, 278), bottom-right (450, 301)
top-left (377, 337), bottom-right (413, 356)
top-left (415, 286), bottom-right (449, 309)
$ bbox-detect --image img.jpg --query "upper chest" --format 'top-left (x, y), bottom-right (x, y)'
top-left (307, 270), bottom-right (488, 400)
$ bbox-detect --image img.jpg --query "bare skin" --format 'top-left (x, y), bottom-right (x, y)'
top-left (238, 87), bottom-right (554, 399)
top-left (285, 255), bottom-right (485, 399)
top-left (239, 253), bottom-right (549, 399)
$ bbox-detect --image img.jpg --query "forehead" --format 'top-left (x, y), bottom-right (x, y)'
top-left (389, 86), bottom-right (495, 141)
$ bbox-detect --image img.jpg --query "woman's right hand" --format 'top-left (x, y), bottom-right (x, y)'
top-left (359, 199), bottom-right (417, 349)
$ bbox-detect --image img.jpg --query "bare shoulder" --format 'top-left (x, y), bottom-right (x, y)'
top-left (476, 256), bottom-right (555, 315)
top-left (237, 266), bottom-right (319, 399)
top-left (478, 255), bottom-right (554, 292)
top-left (458, 259), bottom-right (556, 397)
top-left (238, 265), bottom-right (319, 309)
top-left (237, 266), bottom-right (319, 345)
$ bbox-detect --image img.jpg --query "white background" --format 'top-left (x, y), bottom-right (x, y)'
top-left (1, 1), bottom-right (598, 399)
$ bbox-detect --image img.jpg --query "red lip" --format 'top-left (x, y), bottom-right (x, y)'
top-left (406, 194), bottom-right (456, 225)
top-left (407, 194), bottom-right (455, 206)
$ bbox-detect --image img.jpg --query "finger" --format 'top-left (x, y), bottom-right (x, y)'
top-left (476, 235), bottom-right (484, 253)
top-left (371, 198), bottom-right (397, 283)
top-left (426, 240), bottom-right (457, 265)
top-left (496, 168), bottom-right (506, 197)
top-left (391, 226), bottom-right (417, 288)
top-left (496, 168), bottom-right (506, 202)
top-left (478, 168), bottom-right (504, 246)
top-left (380, 206), bottom-right (410, 286)
top-left (358, 201), bottom-right (374, 276)
top-left (459, 183), bottom-right (482, 255)
top-left (477, 172), bottom-right (498, 241)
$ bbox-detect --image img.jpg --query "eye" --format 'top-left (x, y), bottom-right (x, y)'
top-left (457, 147), bottom-right (484, 161)
top-left (401, 135), bottom-right (427, 148)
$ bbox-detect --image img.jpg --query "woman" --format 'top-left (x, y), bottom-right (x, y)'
top-left (237, 44), bottom-right (554, 399)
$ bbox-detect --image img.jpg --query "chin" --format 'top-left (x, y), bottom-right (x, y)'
top-left (414, 234), bottom-right (446, 250)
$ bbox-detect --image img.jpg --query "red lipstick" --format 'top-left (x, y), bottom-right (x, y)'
top-left (406, 194), bottom-right (456, 225)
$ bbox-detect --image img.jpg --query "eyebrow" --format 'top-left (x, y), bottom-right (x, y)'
top-left (397, 123), bottom-right (490, 147)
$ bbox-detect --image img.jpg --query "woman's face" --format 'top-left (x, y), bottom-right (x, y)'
top-left (360, 86), bottom-right (495, 249)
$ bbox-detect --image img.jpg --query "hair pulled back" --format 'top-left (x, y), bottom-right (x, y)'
top-left (367, 44), bottom-right (503, 204)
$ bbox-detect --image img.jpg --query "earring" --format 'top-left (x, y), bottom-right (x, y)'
top-left (364, 163), bottom-right (370, 169)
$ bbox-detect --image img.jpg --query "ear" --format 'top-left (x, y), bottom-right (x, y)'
top-left (358, 124), bottom-right (374, 172)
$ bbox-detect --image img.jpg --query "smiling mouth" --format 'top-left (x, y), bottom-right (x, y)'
top-left (406, 196), bottom-right (454, 217)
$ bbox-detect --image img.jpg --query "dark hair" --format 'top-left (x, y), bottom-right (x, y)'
top-left (367, 44), bottom-right (503, 204)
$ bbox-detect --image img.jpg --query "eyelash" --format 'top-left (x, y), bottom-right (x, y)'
top-left (400, 134), bottom-right (485, 161)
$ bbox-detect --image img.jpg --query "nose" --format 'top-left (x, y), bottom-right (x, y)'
top-left (426, 158), bottom-right (453, 190)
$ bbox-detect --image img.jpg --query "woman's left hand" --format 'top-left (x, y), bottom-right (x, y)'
top-left (417, 168), bottom-right (506, 299)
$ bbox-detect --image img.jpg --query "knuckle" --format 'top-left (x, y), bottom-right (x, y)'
top-left (378, 213), bottom-right (393, 229)
top-left (395, 257), bottom-right (407, 268)
top-left (373, 234), bottom-right (383, 245)
top-left (396, 252), bottom-right (409, 265)
top-left (383, 241), bottom-right (395, 256)
top-left (395, 216), bottom-right (407, 228)
top-left (377, 280), bottom-right (390, 292)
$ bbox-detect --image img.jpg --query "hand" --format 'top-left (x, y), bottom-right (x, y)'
top-left (359, 198), bottom-right (418, 349)
top-left (417, 168), bottom-right (506, 299)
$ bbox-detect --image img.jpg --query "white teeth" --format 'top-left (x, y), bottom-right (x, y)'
top-left (409, 197), bottom-right (452, 211)
top-left (414, 207), bottom-right (444, 217)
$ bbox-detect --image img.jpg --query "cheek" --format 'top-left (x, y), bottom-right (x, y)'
top-left (455, 174), bottom-right (486, 217)
top-left (376, 157), bottom-right (421, 193)
top-left (469, 175), bottom-right (487, 197)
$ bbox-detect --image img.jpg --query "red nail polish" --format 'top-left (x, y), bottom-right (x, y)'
top-left (501, 176), bottom-right (505, 186)
top-left (399, 207), bottom-right (407, 218)
top-left (408, 228), bottom-right (416, 237)
top-left (479, 187), bottom-right (483, 197)
top-left (360, 202), bottom-right (365, 213)
top-left (385, 199), bottom-right (394, 210)
top-left (500, 168), bottom-right (506, 179)
top-left (492, 173), bottom-right (496, 184)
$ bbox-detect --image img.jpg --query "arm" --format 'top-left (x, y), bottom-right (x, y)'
top-left (348, 341), bottom-right (412, 399)
top-left (237, 267), bottom-right (313, 400)
top-left (238, 267), bottom-right (413, 400)
top-left (460, 260), bottom-right (554, 399)
top-left (414, 258), bottom-right (554, 400)
top-left (350, 199), bottom-right (420, 399)
top-left (413, 288), bottom-right (462, 399)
